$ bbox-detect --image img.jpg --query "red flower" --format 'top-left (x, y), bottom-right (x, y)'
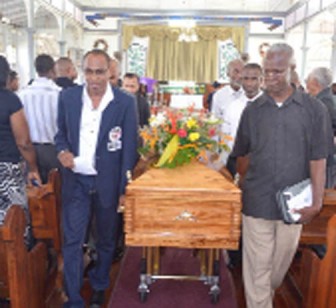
top-left (178, 129), bottom-right (187, 138)
top-left (168, 111), bottom-right (178, 134)
top-left (208, 128), bottom-right (216, 137)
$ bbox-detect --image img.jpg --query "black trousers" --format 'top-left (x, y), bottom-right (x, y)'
top-left (226, 154), bottom-right (242, 266)
top-left (33, 143), bottom-right (60, 184)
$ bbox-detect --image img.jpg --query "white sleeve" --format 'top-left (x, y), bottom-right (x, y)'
top-left (211, 90), bottom-right (221, 118)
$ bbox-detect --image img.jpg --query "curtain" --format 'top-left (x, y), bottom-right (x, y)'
top-left (122, 25), bottom-right (245, 82)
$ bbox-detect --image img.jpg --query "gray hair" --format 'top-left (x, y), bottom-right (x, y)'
top-left (227, 58), bottom-right (244, 74)
top-left (266, 43), bottom-right (295, 67)
top-left (308, 67), bottom-right (333, 89)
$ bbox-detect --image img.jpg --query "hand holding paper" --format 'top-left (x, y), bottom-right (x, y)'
top-left (285, 183), bottom-right (312, 222)
top-left (72, 156), bottom-right (97, 175)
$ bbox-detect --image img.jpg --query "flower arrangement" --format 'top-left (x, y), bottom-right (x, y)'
top-left (139, 107), bottom-right (230, 168)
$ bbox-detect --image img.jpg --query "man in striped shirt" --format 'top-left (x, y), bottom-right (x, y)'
top-left (19, 54), bottom-right (61, 183)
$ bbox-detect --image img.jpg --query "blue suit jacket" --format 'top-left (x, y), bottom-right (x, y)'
top-left (55, 85), bottom-right (139, 208)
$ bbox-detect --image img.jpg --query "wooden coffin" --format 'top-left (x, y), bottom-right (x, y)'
top-left (125, 162), bottom-right (242, 249)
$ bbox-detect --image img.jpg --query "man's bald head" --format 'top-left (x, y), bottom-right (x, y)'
top-left (55, 57), bottom-right (77, 80)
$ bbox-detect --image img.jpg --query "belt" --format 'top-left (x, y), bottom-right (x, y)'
top-left (33, 142), bottom-right (54, 146)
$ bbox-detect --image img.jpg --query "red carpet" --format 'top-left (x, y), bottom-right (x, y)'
top-left (108, 247), bottom-right (237, 308)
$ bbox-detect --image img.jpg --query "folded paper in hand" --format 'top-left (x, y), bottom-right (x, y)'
top-left (72, 156), bottom-right (97, 175)
top-left (276, 179), bottom-right (312, 224)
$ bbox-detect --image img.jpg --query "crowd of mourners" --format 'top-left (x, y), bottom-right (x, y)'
top-left (0, 41), bottom-right (335, 308)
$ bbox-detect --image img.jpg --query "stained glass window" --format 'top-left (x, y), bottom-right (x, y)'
top-left (218, 40), bottom-right (240, 82)
top-left (127, 42), bottom-right (147, 77)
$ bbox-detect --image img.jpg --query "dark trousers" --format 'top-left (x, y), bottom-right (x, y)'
top-left (33, 143), bottom-right (60, 184)
top-left (62, 175), bottom-right (119, 308)
top-left (226, 154), bottom-right (242, 266)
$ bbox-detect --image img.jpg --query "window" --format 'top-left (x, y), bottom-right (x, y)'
top-left (218, 40), bottom-right (240, 82)
top-left (126, 39), bottom-right (148, 77)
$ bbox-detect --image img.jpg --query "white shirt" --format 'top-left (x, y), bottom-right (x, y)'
top-left (211, 90), bottom-right (262, 166)
top-left (225, 91), bottom-right (263, 150)
top-left (211, 85), bottom-right (245, 123)
top-left (19, 77), bottom-right (61, 143)
top-left (73, 84), bottom-right (113, 175)
top-left (210, 85), bottom-right (246, 164)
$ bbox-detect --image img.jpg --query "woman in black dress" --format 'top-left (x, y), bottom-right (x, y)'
top-left (0, 55), bottom-right (41, 247)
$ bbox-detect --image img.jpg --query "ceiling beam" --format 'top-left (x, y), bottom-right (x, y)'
top-left (74, 6), bottom-right (288, 17)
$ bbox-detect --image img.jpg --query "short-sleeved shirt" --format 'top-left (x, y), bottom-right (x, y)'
top-left (211, 85), bottom-right (246, 123)
top-left (232, 90), bottom-right (331, 220)
top-left (18, 77), bottom-right (60, 143)
top-left (0, 89), bottom-right (23, 163)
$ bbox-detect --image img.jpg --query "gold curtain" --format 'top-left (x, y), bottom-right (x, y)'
top-left (122, 25), bottom-right (245, 82)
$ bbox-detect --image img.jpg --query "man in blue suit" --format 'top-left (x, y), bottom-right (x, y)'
top-left (55, 49), bottom-right (138, 308)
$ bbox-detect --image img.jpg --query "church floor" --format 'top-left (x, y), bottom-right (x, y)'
top-left (46, 250), bottom-right (302, 308)
top-left (46, 259), bottom-right (121, 308)
top-left (229, 262), bottom-right (301, 308)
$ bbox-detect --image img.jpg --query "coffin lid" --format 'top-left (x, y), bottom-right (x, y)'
top-left (127, 162), bottom-right (240, 193)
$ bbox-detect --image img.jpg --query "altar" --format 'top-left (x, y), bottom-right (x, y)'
top-left (170, 94), bottom-right (204, 109)
top-left (156, 82), bottom-right (206, 108)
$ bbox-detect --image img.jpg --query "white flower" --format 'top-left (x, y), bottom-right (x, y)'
top-left (204, 114), bottom-right (221, 125)
top-left (149, 112), bottom-right (166, 127)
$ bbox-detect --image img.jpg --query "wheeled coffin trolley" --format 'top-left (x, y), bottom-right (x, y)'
top-left (124, 162), bottom-right (241, 303)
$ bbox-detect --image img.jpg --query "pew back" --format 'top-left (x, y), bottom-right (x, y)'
top-left (28, 168), bottom-right (62, 251)
top-left (301, 214), bottom-right (336, 308)
top-left (27, 168), bottom-right (63, 297)
top-left (300, 189), bottom-right (336, 244)
top-left (0, 206), bottom-right (48, 308)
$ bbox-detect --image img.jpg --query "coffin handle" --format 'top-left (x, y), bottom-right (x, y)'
top-left (174, 210), bottom-right (197, 222)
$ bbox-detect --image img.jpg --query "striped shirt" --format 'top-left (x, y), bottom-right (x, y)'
top-left (19, 77), bottom-right (61, 143)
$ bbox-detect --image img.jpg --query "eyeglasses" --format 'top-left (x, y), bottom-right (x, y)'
top-left (84, 68), bottom-right (108, 76)
top-left (263, 69), bottom-right (287, 76)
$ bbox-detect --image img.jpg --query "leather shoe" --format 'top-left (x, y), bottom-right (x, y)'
top-left (112, 247), bottom-right (124, 263)
top-left (90, 289), bottom-right (105, 308)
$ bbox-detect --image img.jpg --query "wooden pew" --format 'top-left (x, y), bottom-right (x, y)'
top-left (287, 189), bottom-right (336, 308)
top-left (279, 190), bottom-right (336, 307)
top-left (299, 214), bottom-right (336, 308)
top-left (0, 170), bottom-right (63, 307)
top-left (27, 169), bottom-right (63, 300)
top-left (300, 189), bottom-right (336, 244)
top-left (28, 168), bottom-right (62, 252)
top-left (0, 206), bottom-right (48, 308)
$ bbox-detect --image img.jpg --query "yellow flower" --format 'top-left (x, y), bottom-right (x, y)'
top-left (186, 118), bottom-right (198, 129)
top-left (189, 132), bottom-right (200, 142)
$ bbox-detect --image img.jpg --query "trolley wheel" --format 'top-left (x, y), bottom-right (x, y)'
top-left (211, 292), bottom-right (219, 304)
top-left (139, 291), bottom-right (148, 303)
